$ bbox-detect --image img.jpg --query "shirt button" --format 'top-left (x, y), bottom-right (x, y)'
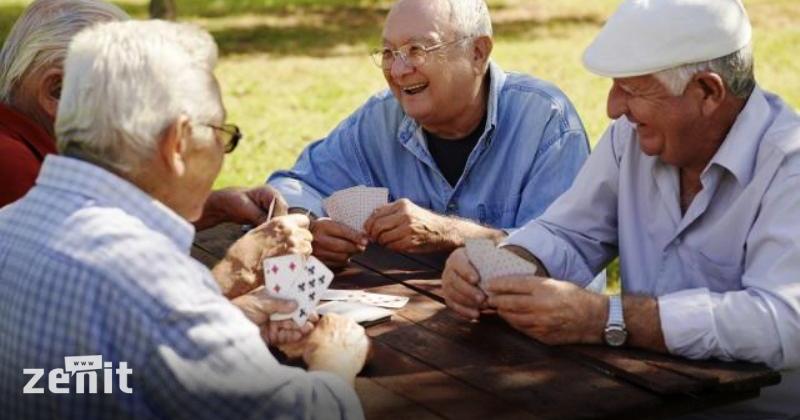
top-left (447, 203), bottom-right (458, 214)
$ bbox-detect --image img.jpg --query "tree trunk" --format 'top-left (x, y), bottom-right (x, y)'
top-left (149, 0), bottom-right (177, 21)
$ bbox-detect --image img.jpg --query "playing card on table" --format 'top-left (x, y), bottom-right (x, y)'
top-left (323, 185), bottom-right (388, 232)
top-left (465, 239), bottom-right (538, 290)
top-left (321, 289), bottom-right (409, 309)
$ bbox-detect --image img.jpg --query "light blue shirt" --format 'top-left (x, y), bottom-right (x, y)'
top-left (506, 87), bottom-right (800, 418)
top-left (268, 62), bottom-right (590, 230)
top-left (0, 155), bottom-right (363, 420)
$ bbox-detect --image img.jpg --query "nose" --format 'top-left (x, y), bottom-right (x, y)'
top-left (606, 81), bottom-right (629, 120)
top-left (389, 54), bottom-right (414, 79)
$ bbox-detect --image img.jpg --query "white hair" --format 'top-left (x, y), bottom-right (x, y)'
top-left (0, 0), bottom-right (129, 103)
top-left (443, 0), bottom-right (493, 38)
top-left (55, 20), bottom-right (222, 176)
top-left (654, 44), bottom-right (755, 99)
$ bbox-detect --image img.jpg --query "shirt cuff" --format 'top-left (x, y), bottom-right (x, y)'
top-left (658, 288), bottom-right (722, 361)
top-left (268, 177), bottom-right (326, 217)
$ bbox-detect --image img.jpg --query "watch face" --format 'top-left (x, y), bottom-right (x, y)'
top-left (604, 326), bottom-right (628, 347)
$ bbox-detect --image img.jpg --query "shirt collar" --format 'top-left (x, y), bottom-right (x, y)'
top-left (36, 155), bottom-right (195, 252)
top-left (397, 60), bottom-right (506, 147)
top-left (0, 102), bottom-right (57, 160)
top-left (706, 86), bottom-right (771, 186)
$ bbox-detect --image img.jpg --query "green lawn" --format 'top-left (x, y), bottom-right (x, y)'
top-left (2, 0), bottom-right (798, 288)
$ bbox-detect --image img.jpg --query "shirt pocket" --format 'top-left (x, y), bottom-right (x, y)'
top-left (684, 246), bottom-right (743, 292)
top-left (477, 194), bottom-right (520, 228)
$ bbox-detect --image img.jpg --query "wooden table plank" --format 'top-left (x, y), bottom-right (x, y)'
top-left (356, 379), bottom-right (444, 420)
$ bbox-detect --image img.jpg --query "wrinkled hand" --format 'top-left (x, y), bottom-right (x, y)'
top-left (196, 186), bottom-right (288, 230)
top-left (486, 276), bottom-right (606, 346)
top-left (277, 313), bottom-right (370, 386)
top-left (231, 288), bottom-right (316, 345)
top-left (442, 248), bottom-right (488, 320)
top-left (364, 199), bottom-right (453, 253)
top-left (213, 214), bottom-right (312, 298)
top-left (310, 218), bottom-right (368, 268)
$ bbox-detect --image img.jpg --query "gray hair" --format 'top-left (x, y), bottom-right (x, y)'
top-left (55, 20), bottom-right (222, 176)
top-left (654, 44), bottom-right (755, 99)
top-left (443, 0), bottom-right (493, 38)
top-left (0, 0), bottom-right (129, 103)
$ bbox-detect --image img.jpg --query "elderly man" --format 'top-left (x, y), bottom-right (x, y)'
top-left (0, 0), bottom-right (284, 231)
top-left (0, 20), bottom-right (367, 419)
top-left (443, 0), bottom-right (799, 417)
top-left (268, 0), bottom-right (590, 267)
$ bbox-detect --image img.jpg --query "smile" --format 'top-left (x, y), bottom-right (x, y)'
top-left (402, 83), bottom-right (428, 95)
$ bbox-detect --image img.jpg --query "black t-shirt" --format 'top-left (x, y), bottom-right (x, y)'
top-left (424, 112), bottom-right (487, 187)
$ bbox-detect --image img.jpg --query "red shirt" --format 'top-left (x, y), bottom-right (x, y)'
top-left (0, 103), bottom-right (57, 207)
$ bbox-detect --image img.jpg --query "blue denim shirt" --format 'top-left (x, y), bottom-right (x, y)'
top-left (268, 62), bottom-right (589, 230)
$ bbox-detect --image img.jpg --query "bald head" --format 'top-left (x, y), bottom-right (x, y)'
top-left (385, 0), bottom-right (492, 40)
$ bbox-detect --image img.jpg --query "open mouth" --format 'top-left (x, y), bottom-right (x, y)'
top-left (402, 83), bottom-right (428, 95)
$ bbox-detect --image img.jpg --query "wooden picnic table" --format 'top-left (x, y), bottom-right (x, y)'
top-left (192, 223), bottom-right (781, 420)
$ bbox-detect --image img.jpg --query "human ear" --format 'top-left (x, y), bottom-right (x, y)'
top-left (37, 68), bottom-right (63, 121)
top-left (471, 36), bottom-right (493, 74)
top-left (158, 115), bottom-right (191, 177)
top-left (689, 72), bottom-right (726, 116)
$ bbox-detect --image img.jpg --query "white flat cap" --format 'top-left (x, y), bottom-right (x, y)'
top-left (583, 0), bottom-right (752, 78)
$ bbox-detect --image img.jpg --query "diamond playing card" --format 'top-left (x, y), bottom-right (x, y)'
top-left (263, 255), bottom-right (334, 326)
top-left (465, 239), bottom-right (538, 290)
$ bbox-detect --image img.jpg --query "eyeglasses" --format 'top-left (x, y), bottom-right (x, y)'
top-left (206, 123), bottom-right (242, 154)
top-left (370, 37), bottom-right (471, 70)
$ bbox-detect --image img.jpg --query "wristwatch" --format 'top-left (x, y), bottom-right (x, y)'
top-left (603, 294), bottom-right (628, 347)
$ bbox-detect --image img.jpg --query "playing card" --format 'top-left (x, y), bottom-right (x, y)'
top-left (316, 301), bottom-right (393, 326)
top-left (465, 239), bottom-right (538, 290)
top-left (323, 185), bottom-right (388, 232)
top-left (263, 254), bottom-right (306, 322)
top-left (263, 255), bottom-right (336, 326)
top-left (304, 256), bottom-right (334, 305)
top-left (321, 289), bottom-right (409, 309)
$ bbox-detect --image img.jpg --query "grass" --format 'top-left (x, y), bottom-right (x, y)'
top-left (2, 0), bottom-right (798, 289)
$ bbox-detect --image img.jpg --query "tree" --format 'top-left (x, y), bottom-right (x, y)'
top-left (149, 0), bottom-right (177, 21)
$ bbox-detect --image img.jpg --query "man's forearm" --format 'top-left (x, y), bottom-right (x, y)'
top-left (623, 295), bottom-right (668, 352)
top-left (444, 217), bottom-right (507, 250)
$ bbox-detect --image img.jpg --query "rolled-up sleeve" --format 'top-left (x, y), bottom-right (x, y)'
top-left (659, 172), bottom-right (800, 369)
top-left (504, 124), bottom-right (622, 287)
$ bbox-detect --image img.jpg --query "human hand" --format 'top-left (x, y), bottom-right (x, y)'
top-left (310, 218), bottom-right (368, 268)
top-left (213, 214), bottom-right (312, 298)
top-left (231, 288), bottom-right (317, 345)
top-left (442, 247), bottom-right (487, 320)
top-left (486, 276), bottom-right (607, 345)
top-left (277, 313), bottom-right (370, 386)
top-left (196, 185), bottom-right (288, 230)
top-left (364, 198), bottom-right (454, 253)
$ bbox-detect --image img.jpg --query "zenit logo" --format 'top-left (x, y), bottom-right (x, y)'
top-left (23, 355), bottom-right (133, 394)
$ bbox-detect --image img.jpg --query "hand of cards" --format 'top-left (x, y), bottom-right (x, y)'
top-left (323, 185), bottom-right (388, 232)
top-left (465, 239), bottom-right (538, 290)
top-left (263, 254), bottom-right (334, 326)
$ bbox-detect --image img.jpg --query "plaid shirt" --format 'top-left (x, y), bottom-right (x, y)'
top-left (0, 155), bottom-right (363, 420)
